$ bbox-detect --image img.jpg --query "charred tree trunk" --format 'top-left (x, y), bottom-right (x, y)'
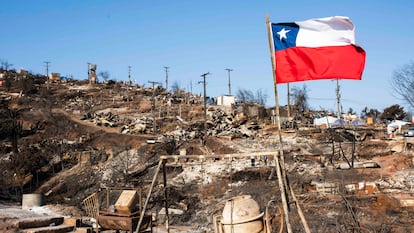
top-left (8, 109), bottom-right (21, 154)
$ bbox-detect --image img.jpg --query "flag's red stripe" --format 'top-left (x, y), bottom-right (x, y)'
top-left (275, 45), bottom-right (366, 84)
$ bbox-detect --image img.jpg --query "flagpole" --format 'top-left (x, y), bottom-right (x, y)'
top-left (266, 13), bottom-right (293, 233)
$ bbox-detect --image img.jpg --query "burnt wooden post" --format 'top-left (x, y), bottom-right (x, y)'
top-left (163, 160), bottom-right (170, 232)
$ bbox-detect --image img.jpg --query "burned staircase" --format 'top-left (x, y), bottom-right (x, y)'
top-left (328, 128), bottom-right (357, 167)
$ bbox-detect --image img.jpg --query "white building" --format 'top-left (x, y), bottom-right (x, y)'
top-left (217, 95), bottom-right (235, 106)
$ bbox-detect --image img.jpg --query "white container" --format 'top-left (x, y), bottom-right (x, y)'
top-left (22, 194), bottom-right (43, 209)
top-left (221, 195), bottom-right (264, 233)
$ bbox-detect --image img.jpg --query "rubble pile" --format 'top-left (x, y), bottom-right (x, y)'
top-left (377, 168), bottom-right (414, 192)
top-left (65, 91), bottom-right (91, 111)
top-left (207, 107), bottom-right (262, 138)
top-left (121, 115), bottom-right (154, 134)
top-left (155, 90), bottom-right (200, 105)
top-left (116, 106), bottom-right (264, 143)
top-left (81, 111), bottom-right (120, 127)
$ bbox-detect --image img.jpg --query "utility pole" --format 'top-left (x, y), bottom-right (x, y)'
top-left (336, 79), bottom-right (341, 119)
top-left (128, 66), bottom-right (132, 85)
top-left (199, 72), bottom-right (210, 140)
top-left (164, 66), bottom-right (169, 92)
top-left (287, 83), bottom-right (291, 118)
top-left (87, 62), bottom-right (91, 85)
top-left (148, 81), bottom-right (161, 134)
top-left (44, 61), bottom-right (50, 89)
top-left (225, 68), bottom-right (233, 96)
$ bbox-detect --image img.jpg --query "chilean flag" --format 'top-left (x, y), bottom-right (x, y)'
top-left (271, 16), bottom-right (366, 84)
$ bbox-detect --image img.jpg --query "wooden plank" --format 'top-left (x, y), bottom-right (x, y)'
top-left (159, 151), bottom-right (278, 161)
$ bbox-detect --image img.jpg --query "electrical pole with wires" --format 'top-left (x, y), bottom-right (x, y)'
top-left (336, 79), bottom-right (342, 119)
top-left (199, 72), bottom-right (210, 142)
top-left (128, 66), bottom-right (132, 85)
top-left (225, 68), bottom-right (233, 95)
top-left (148, 81), bottom-right (161, 134)
top-left (44, 61), bottom-right (50, 89)
top-left (164, 66), bottom-right (169, 92)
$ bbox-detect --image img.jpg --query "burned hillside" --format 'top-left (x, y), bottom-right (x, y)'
top-left (0, 71), bottom-right (414, 233)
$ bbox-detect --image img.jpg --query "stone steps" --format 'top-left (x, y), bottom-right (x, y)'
top-left (15, 216), bottom-right (85, 233)
top-left (15, 216), bottom-right (64, 229)
top-left (66, 227), bottom-right (93, 233)
top-left (22, 224), bottom-right (74, 233)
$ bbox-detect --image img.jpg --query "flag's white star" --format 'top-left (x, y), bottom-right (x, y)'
top-left (277, 28), bottom-right (290, 41)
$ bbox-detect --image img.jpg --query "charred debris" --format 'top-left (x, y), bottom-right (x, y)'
top-left (0, 69), bottom-right (413, 233)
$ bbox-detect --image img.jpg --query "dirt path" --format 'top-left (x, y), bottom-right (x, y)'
top-left (51, 108), bottom-right (120, 134)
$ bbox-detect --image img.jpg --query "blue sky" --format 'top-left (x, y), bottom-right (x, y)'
top-left (2, 0), bottom-right (414, 114)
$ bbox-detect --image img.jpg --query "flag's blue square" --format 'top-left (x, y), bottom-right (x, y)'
top-left (271, 23), bottom-right (299, 51)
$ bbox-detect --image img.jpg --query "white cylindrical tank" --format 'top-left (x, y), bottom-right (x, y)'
top-left (221, 195), bottom-right (264, 233)
top-left (22, 194), bottom-right (43, 209)
top-left (89, 64), bottom-right (97, 71)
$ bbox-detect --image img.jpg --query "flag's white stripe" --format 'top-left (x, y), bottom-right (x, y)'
top-left (295, 16), bottom-right (356, 47)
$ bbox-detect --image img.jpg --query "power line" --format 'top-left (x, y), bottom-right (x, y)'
top-left (308, 97), bottom-right (336, 101)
